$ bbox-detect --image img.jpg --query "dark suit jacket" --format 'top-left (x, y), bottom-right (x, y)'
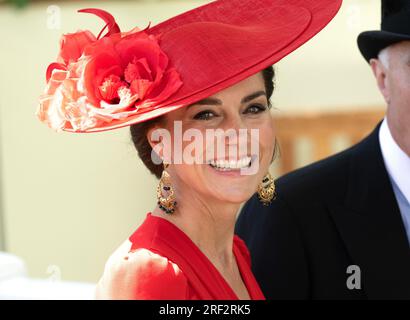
top-left (235, 125), bottom-right (410, 299)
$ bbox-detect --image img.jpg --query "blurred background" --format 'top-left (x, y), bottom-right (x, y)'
top-left (0, 0), bottom-right (385, 298)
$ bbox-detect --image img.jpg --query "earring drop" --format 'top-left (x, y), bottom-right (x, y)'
top-left (257, 172), bottom-right (276, 206)
top-left (156, 164), bottom-right (177, 214)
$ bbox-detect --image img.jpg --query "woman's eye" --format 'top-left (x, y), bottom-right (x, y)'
top-left (193, 110), bottom-right (217, 120)
top-left (244, 104), bottom-right (267, 114)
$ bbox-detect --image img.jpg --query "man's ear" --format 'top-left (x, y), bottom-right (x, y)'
top-left (370, 58), bottom-right (390, 104)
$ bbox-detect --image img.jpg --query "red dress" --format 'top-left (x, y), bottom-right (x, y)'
top-left (96, 212), bottom-right (265, 300)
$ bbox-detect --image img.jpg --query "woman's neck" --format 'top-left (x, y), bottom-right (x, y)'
top-left (151, 193), bottom-right (241, 271)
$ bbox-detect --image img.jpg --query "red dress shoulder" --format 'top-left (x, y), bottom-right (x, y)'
top-left (96, 213), bottom-right (265, 300)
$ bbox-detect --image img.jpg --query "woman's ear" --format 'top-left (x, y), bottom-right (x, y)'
top-left (146, 125), bottom-right (172, 164)
top-left (146, 125), bottom-right (163, 163)
top-left (146, 125), bottom-right (161, 150)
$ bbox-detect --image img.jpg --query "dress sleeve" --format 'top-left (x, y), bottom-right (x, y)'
top-left (96, 242), bottom-right (188, 300)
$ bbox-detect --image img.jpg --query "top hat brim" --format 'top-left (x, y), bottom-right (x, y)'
top-left (357, 30), bottom-right (410, 63)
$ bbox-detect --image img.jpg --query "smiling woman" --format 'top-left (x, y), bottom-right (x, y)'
top-left (130, 66), bottom-right (276, 179)
top-left (37, 0), bottom-right (342, 300)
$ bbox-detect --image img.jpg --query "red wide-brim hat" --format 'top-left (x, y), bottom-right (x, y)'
top-left (37, 0), bottom-right (342, 133)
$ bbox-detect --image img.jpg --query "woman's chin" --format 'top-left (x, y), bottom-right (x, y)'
top-left (200, 161), bottom-right (262, 202)
top-left (205, 179), bottom-right (258, 203)
top-left (215, 191), bottom-right (255, 205)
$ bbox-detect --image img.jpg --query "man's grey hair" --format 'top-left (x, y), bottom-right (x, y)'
top-left (378, 47), bottom-right (390, 69)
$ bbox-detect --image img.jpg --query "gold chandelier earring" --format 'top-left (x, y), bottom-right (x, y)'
top-left (257, 172), bottom-right (276, 206)
top-left (157, 164), bottom-right (177, 214)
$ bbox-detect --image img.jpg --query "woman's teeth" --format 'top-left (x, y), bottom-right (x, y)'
top-left (209, 156), bottom-right (252, 170)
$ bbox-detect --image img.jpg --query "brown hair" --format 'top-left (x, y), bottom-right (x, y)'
top-left (130, 66), bottom-right (276, 179)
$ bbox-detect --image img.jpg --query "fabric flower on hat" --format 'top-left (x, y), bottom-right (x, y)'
top-left (37, 8), bottom-right (183, 132)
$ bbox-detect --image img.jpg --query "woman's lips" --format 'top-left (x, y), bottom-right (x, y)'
top-left (206, 155), bottom-right (259, 176)
top-left (208, 156), bottom-right (252, 170)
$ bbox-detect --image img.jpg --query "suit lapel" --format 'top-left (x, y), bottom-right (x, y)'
top-left (329, 125), bottom-right (410, 299)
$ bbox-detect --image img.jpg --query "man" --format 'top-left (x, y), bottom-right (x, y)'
top-left (236, 0), bottom-right (410, 300)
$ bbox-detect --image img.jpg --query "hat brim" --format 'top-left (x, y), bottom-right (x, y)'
top-left (66, 0), bottom-right (342, 133)
top-left (357, 30), bottom-right (410, 63)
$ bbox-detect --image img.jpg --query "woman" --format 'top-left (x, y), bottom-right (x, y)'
top-left (37, 0), bottom-right (342, 299)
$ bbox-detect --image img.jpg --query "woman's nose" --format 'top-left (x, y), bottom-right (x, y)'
top-left (218, 114), bottom-right (249, 148)
top-left (220, 112), bottom-right (246, 132)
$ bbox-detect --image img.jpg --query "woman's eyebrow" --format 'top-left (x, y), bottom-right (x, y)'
top-left (241, 91), bottom-right (266, 104)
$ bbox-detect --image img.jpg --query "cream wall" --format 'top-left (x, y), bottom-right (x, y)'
top-left (0, 0), bottom-right (385, 283)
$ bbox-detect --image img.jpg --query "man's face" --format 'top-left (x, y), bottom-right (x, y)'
top-left (371, 41), bottom-right (410, 154)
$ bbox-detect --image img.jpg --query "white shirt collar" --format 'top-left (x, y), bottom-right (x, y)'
top-left (379, 118), bottom-right (410, 204)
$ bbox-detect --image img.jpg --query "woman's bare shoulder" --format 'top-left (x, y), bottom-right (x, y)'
top-left (95, 239), bottom-right (188, 300)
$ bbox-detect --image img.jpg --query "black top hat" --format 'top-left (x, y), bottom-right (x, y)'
top-left (357, 0), bottom-right (410, 62)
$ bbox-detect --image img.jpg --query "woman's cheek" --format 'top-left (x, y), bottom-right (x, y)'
top-left (260, 122), bottom-right (276, 163)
